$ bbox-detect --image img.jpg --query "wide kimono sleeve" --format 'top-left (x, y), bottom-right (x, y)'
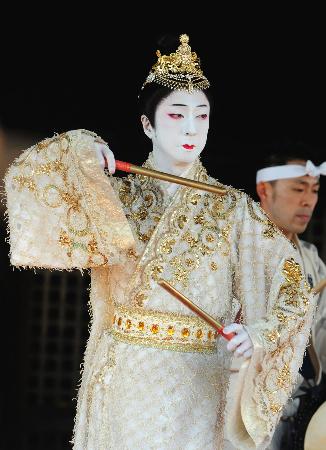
top-left (4, 129), bottom-right (135, 269)
top-left (225, 195), bottom-right (317, 450)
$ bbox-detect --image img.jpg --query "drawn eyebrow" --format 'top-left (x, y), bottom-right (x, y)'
top-left (169, 103), bottom-right (208, 107)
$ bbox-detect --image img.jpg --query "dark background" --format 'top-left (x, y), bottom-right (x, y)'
top-left (0, 14), bottom-right (325, 449)
top-left (2, 20), bottom-right (326, 193)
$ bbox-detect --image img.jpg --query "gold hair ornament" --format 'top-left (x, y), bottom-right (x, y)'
top-left (142, 34), bottom-right (210, 93)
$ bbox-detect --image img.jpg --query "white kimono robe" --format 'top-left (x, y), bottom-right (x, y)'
top-left (269, 238), bottom-right (326, 450)
top-left (4, 129), bottom-right (317, 450)
top-left (296, 238), bottom-right (326, 380)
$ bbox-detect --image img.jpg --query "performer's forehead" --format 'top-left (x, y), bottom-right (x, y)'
top-left (159, 90), bottom-right (209, 106)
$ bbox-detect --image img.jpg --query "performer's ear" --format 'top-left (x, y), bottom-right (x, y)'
top-left (141, 115), bottom-right (154, 139)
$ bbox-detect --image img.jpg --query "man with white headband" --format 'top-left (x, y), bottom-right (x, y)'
top-left (256, 159), bottom-right (326, 184)
top-left (256, 144), bottom-right (326, 449)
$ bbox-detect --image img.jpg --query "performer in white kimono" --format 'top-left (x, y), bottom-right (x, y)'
top-left (256, 147), bottom-right (326, 448)
top-left (5, 34), bottom-right (317, 450)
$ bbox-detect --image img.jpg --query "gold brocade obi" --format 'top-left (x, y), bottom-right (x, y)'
top-left (110, 304), bottom-right (220, 353)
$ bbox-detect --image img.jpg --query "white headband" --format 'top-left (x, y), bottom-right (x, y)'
top-left (256, 160), bottom-right (326, 183)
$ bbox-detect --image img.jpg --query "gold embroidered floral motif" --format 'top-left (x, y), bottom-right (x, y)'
top-left (277, 364), bottom-right (291, 389)
top-left (118, 156), bottom-right (237, 305)
top-left (210, 262), bottom-right (218, 271)
top-left (59, 231), bottom-right (72, 247)
top-left (34, 160), bottom-right (66, 176)
top-left (270, 403), bottom-right (282, 414)
top-left (263, 223), bottom-right (277, 239)
top-left (221, 225), bottom-right (231, 239)
top-left (87, 238), bottom-right (98, 254)
top-left (127, 248), bottom-right (138, 260)
top-left (151, 265), bottom-right (164, 281)
top-left (134, 292), bottom-right (148, 307)
top-left (117, 173), bottom-right (165, 244)
top-left (13, 176), bottom-right (36, 192)
top-left (182, 231), bottom-right (198, 248)
top-left (159, 238), bottom-right (176, 254)
top-left (60, 191), bottom-right (81, 211)
top-left (177, 215), bottom-right (188, 229)
top-left (208, 190), bottom-right (237, 220)
top-left (194, 213), bottom-right (205, 225)
top-left (189, 193), bottom-right (201, 205)
top-left (256, 256), bottom-right (312, 425)
top-left (206, 233), bottom-right (215, 242)
top-left (282, 258), bottom-right (303, 284)
top-left (265, 262), bottom-right (306, 342)
top-left (119, 181), bottom-right (134, 207)
top-left (265, 330), bottom-right (280, 343)
top-left (12, 131), bottom-right (108, 265)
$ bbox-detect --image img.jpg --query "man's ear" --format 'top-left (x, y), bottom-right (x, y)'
top-left (256, 181), bottom-right (272, 201)
top-left (141, 115), bottom-right (154, 139)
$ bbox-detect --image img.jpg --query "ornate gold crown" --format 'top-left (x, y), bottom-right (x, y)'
top-left (142, 34), bottom-right (210, 93)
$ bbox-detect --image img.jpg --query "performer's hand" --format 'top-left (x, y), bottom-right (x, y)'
top-left (94, 142), bottom-right (116, 174)
top-left (223, 323), bottom-right (253, 359)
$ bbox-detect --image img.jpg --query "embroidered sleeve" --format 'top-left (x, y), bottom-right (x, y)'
top-left (4, 129), bottom-right (135, 269)
top-left (226, 196), bottom-right (317, 449)
top-left (246, 258), bottom-right (314, 428)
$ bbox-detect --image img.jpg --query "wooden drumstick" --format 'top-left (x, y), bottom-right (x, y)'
top-left (115, 160), bottom-right (226, 196)
top-left (158, 279), bottom-right (235, 341)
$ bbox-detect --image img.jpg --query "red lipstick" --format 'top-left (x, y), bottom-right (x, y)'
top-left (182, 144), bottom-right (195, 150)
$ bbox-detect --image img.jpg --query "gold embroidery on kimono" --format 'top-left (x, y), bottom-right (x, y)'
top-left (4, 130), bottom-right (317, 450)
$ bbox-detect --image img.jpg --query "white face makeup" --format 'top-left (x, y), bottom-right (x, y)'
top-left (142, 90), bottom-right (210, 174)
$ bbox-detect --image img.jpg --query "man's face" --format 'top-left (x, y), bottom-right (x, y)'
top-left (149, 90), bottom-right (210, 166)
top-left (263, 161), bottom-right (320, 235)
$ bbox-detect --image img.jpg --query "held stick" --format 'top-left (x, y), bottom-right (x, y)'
top-left (115, 160), bottom-right (226, 196)
top-left (158, 279), bottom-right (235, 341)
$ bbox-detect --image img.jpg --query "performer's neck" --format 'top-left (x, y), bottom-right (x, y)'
top-left (152, 150), bottom-right (193, 177)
